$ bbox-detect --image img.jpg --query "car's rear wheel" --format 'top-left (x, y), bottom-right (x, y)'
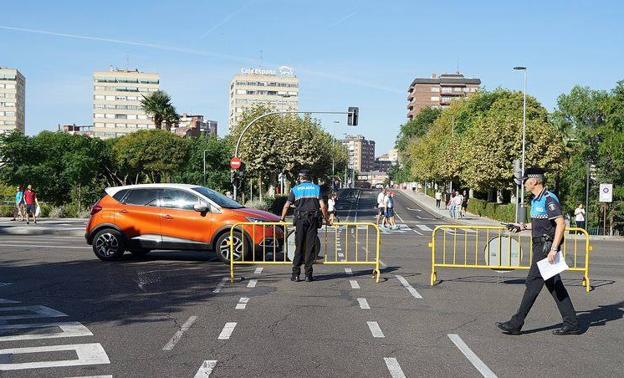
top-left (92, 229), bottom-right (125, 261)
top-left (129, 248), bottom-right (151, 258)
top-left (216, 231), bottom-right (250, 264)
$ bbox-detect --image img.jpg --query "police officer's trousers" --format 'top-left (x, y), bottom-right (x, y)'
top-left (510, 240), bottom-right (578, 329)
top-left (292, 215), bottom-right (318, 277)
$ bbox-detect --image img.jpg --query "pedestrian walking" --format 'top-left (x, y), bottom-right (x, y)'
top-left (376, 187), bottom-right (386, 226)
top-left (435, 190), bottom-right (442, 209)
top-left (11, 184), bottom-right (25, 221)
top-left (384, 191), bottom-right (397, 229)
top-left (574, 204), bottom-right (586, 232)
top-left (24, 184), bottom-right (39, 224)
top-left (461, 190), bottom-right (469, 218)
top-left (328, 192), bottom-right (339, 224)
top-left (448, 192), bottom-right (457, 219)
top-left (497, 167), bottom-right (581, 336)
top-left (280, 170), bottom-right (331, 282)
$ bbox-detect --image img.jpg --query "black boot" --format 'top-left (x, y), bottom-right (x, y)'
top-left (305, 275), bottom-right (314, 282)
top-left (290, 274), bottom-right (300, 282)
top-left (496, 321), bottom-right (521, 335)
top-left (553, 325), bottom-right (582, 335)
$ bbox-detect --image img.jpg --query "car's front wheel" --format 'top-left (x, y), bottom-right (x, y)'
top-left (215, 231), bottom-right (250, 264)
top-left (92, 229), bottom-right (125, 261)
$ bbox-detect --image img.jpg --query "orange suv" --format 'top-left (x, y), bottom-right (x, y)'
top-left (85, 184), bottom-right (282, 263)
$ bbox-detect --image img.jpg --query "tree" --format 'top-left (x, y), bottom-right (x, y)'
top-left (395, 107), bottom-right (442, 152)
top-left (173, 136), bottom-right (232, 191)
top-left (140, 90), bottom-right (178, 130)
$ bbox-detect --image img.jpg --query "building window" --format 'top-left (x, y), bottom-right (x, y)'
top-left (115, 114), bottom-right (127, 119)
top-left (431, 87), bottom-right (440, 92)
top-left (105, 95), bottom-right (115, 101)
top-left (431, 96), bottom-right (439, 101)
top-left (94, 95), bottom-right (105, 100)
top-left (94, 113), bottom-right (105, 118)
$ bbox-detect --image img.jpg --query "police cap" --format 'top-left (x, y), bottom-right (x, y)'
top-left (523, 167), bottom-right (545, 181)
top-left (298, 169), bottom-right (310, 177)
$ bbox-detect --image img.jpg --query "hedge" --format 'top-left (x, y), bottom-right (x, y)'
top-left (467, 198), bottom-right (530, 223)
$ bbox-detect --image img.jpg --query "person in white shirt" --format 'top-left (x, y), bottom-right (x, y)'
top-left (435, 190), bottom-right (442, 208)
top-left (328, 192), bottom-right (339, 224)
top-left (454, 192), bottom-right (464, 218)
top-left (384, 191), bottom-right (397, 229)
top-left (376, 188), bottom-right (387, 226)
top-left (574, 204), bottom-right (586, 231)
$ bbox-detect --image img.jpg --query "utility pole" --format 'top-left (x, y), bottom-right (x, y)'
top-left (513, 66), bottom-right (528, 222)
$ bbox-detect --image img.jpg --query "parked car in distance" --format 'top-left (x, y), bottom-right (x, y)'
top-left (85, 184), bottom-right (282, 263)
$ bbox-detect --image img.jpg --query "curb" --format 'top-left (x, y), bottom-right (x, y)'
top-left (0, 227), bottom-right (85, 237)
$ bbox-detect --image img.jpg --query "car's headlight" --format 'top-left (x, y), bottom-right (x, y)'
top-left (246, 217), bottom-right (268, 223)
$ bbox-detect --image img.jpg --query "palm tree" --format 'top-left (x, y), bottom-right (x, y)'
top-left (140, 90), bottom-right (176, 130)
top-left (163, 105), bottom-right (180, 131)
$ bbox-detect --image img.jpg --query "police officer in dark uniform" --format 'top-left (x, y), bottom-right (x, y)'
top-left (280, 170), bottom-right (331, 282)
top-left (497, 168), bottom-right (581, 335)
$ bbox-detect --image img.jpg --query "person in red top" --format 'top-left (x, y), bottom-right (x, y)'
top-left (24, 184), bottom-right (39, 224)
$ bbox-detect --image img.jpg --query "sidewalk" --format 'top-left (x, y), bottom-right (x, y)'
top-left (0, 217), bottom-right (87, 236)
top-left (398, 189), bottom-right (499, 226)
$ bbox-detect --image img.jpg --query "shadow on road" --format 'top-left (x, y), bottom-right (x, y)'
top-left (522, 301), bottom-right (624, 334)
top-left (439, 275), bottom-right (615, 290)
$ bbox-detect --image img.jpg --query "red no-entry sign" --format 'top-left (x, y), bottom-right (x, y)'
top-left (230, 157), bottom-right (242, 170)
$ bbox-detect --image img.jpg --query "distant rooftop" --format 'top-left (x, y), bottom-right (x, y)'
top-left (409, 72), bottom-right (481, 87)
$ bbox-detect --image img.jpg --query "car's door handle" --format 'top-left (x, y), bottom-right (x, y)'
top-left (162, 214), bottom-right (173, 220)
top-left (119, 209), bottom-right (128, 214)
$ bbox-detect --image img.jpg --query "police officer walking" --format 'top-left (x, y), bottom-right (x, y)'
top-left (497, 168), bottom-right (581, 335)
top-left (280, 170), bottom-right (331, 282)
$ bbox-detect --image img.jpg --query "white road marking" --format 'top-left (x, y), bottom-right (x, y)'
top-left (212, 277), bottom-right (227, 293)
top-left (395, 212), bottom-right (406, 223)
top-left (218, 322), bottom-right (237, 340)
top-left (0, 321), bottom-right (92, 342)
top-left (357, 298), bottom-right (370, 310)
top-left (0, 244), bottom-right (91, 249)
top-left (0, 305), bottom-right (67, 320)
top-left (0, 299), bottom-right (19, 304)
top-left (384, 357), bottom-right (407, 378)
top-left (0, 343), bottom-right (110, 371)
top-left (448, 334), bottom-right (497, 378)
top-left (344, 268), bottom-right (353, 275)
top-left (254, 267), bottom-right (263, 274)
top-left (379, 260), bottom-right (387, 268)
top-left (349, 280), bottom-right (360, 289)
top-left (416, 215), bottom-right (423, 219)
top-left (194, 360), bottom-right (218, 377)
top-left (367, 321), bottom-right (385, 338)
top-left (162, 315), bottom-right (198, 351)
top-left (395, 275), bottom-right (423, 299)
top-left (413, 229), bottom-right (423, 235)
top-left (247, 279), bottom-right (258, 288)
top-left (235, 297), bottom-right (250, 310)
top-left (415, 224), bottom-right (433, 231)
top-left (66, 375), bottom-right (112, 378)
top-left (406, 207), bottom-right (422, 212)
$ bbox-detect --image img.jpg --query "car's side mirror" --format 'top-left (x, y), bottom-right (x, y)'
top-left (194, 203), bottom-right (209, 213)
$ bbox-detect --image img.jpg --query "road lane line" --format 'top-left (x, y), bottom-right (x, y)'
top-left (218, 322), bottom-right (237, 340)
top-left (395, 275), bottom-right (423, 299)
top-left (66, 375), bottom-right (112, 378)
top-left (344, 268), bottom-right (353, 275)
top-left (254, 267), bottom-right (263, 274)
top-left (235, 297), bottom-right (250, 310)
top-left (212, 277), bottom-right (227, 293)
top-left (162, 316), bottom-right (197, 351)
top-left (247, 279), bottom-right (258, 288)
top-left (194, 360), bottom-right (218, 377)
top-left (367, 321), bottom-right (385, 338)
top-left (384, 357), bottom-right (406, 378)
top-left (448, 334), bottom-right (497, 378)
top-left (395, 212), bottom-right (406, 223)
top-left (413, 229), bottom-right (424, 235)
top-left (379, 260), bottom-right (387, 267)
top-left (0, 244), bottom-right (91, 249)
top-left (357, 298), bottom-right (370, 310)
top-left (415, 224), bottom-right (433, 231)
top-left (349, 280), bottom-right (360, 289)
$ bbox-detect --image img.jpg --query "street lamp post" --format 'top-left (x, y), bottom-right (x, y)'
top-left (332, 120), bottom-right (340, 178)
top-left (513, 66), bottom-right (528, 222)
top-left (202, 149), bottom-right (208, 186)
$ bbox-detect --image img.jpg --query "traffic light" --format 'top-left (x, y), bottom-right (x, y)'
top-left (347, 107), bottom-right (359, 126)
top-left (513, 159), bottom-right (523, 186)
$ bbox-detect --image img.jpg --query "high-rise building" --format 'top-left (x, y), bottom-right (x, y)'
top-left (407, 72), bottom-right (480, 120)
top-left (228, 66), bottom-right (299, 131)
top-left (0, 67), bottom-right (25, 134)
top-left (342, 135), bottom-right (376, 173)
top-left (92, 68), bottom-right (160, 138)
top-left (59, 123), bottom-right (94, 137)
top-left (374, 148), bottom-right (399, 172)
top-left (172, 113), bottom-right (218, 138)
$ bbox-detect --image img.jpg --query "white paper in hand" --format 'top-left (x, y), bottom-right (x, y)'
top-left (537, 251), bottom-right (569, 280)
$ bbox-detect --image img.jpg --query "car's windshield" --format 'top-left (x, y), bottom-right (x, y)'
top-left (191, 186), bottom-right (244, 209)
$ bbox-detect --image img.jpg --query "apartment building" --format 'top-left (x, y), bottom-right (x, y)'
top-left (172, 113), bottom-right (218, 138)
top-left (92, 68), bottom-right (160, 138)
top-left (342, 135), bottom-right (376, 173)
top-left (0, 67), bottom-right (25, 133)
top-left (407, 73), bottom-right (480, 120)
top-left (228, 66), bottom-right (299, 131)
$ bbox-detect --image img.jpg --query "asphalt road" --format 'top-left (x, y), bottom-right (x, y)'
top-left (0, 189), bottom-right (623, 377)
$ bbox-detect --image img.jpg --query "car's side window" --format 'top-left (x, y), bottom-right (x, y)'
top-left (161, 189), bottom-right (202, 211)
top-left (124, 189), bottom-right (160, 207)
top-left (112, 189), bottom-right (129, 203)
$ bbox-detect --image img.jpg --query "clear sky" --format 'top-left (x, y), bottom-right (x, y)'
top-left (1, 0), bottom-right (623, 154)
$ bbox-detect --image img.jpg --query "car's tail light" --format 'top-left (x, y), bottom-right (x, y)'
top-left (90, 204), bottom-right (103, 215)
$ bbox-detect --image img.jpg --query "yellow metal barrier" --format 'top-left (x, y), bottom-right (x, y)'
top-left (429, 226), bottom-right (593, 292)
top-left (229, 221), bottom-right (381, 283)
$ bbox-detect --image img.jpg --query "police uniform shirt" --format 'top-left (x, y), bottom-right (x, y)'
top-left (288, 181), bottom-right (321, 212)
top-left (530, 188), bottom-right (563, 238)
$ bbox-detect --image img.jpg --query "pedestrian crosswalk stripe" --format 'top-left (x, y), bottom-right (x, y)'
top-left (415, 224), bottom-right (433, 231)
